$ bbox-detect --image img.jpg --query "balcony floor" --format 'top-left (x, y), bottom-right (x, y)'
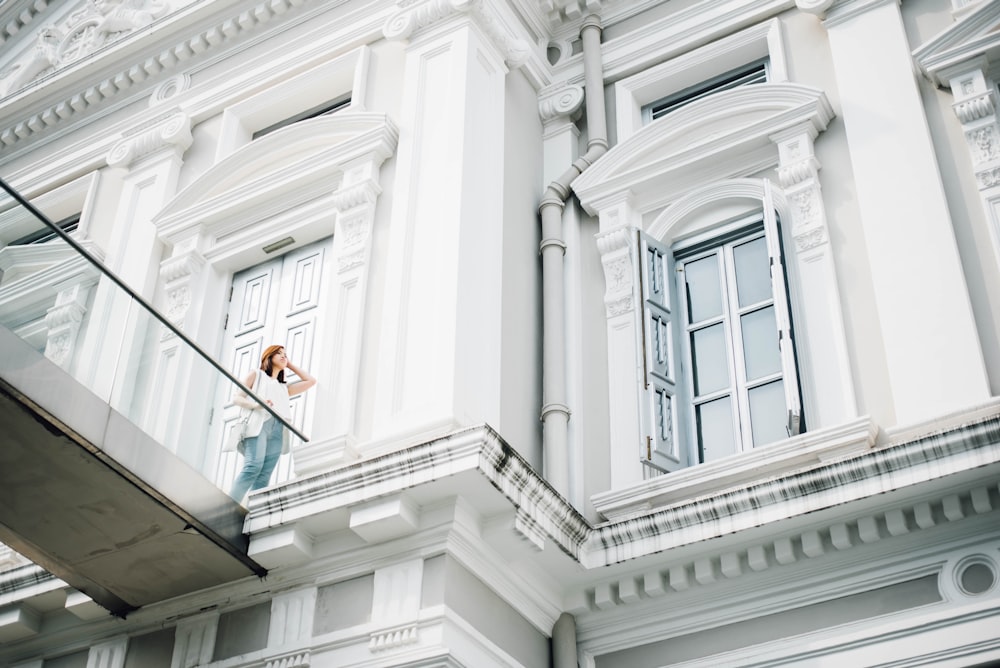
top-left (0, 325), bottom-right (264, 617)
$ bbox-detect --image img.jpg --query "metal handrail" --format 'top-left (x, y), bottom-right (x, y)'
top-left (0, 177), bottom-right (308, 442)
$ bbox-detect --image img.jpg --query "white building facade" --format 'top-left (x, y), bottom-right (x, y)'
top-left (0, 0), bottom-right (999, 665)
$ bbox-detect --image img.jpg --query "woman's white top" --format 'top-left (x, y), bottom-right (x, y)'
top-left (255, 371), bottom-right (292, 420)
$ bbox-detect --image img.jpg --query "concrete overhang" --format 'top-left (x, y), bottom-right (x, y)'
top-left (0, 325), bottom-right (264, 617)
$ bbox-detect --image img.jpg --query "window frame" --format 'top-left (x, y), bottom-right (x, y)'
top-left (640, 192), bottom-right (804, 473)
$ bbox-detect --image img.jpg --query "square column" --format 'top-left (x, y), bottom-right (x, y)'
top-left (375, 5), bottom-right (519, 444)
top-left (818, 0), bottom-right (989, 424)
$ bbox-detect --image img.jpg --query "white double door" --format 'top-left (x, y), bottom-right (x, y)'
top-left (214, 238), bottom-right (331, 490)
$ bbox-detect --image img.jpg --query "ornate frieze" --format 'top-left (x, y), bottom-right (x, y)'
top-left (0, 0), bottom-right (314, 149)
top-left (107, 112), bottom-right (192, 168)
top-left (0, 1), bottom-right (169, 99)
top-left (383, 0), bottom-right (529, 67)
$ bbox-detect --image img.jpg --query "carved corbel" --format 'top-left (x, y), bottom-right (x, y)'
top-left (597, 225), bottom-right (637, 319)
top-left (948, 66), bottom-right (1000, 191)
top-left (107, 112), bottom-right (193, 168)
top-left (383, 0), bottom-right (529, 68)
top-left (44, 284), bottom-right (91, 370)
top-left (773, 130), bottom-right (831, 253)
top-left (159, 246), bottom-right (207, 334)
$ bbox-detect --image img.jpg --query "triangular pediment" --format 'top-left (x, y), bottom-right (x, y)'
top-left (572, 83), bottom-right (833, 215)
top-left (913, 1), bottom-right (1000, 86)
top-left (153, 112), bottom-right (398, 245)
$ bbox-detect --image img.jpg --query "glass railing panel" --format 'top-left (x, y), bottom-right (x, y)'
top-left (0, 179), bottom-right (306, 510)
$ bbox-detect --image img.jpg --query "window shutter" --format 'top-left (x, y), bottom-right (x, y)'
top-left (762, 180), bottom-right (802, 436)
top-left (638, 230), bottom-right (687, 472)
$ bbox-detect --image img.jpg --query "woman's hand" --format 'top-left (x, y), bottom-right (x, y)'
top-left (286, 360), bottom-right (317, 396)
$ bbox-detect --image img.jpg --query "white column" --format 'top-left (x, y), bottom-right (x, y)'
top-left (814, 0), bottom-right (989, 424)
top-left (296, 165), bottom-right (384, 474)
top-left (595, 195), bottom-right (644, 490)
top-left (375, 1), bottom-right (524, 445)
top-left (772, 127), bottom-right (857, 428)
top-left (76, 112), bottom-right (193, 406)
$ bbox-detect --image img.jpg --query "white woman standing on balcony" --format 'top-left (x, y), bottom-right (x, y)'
top-left (228, 345), bottom-right (316, 503)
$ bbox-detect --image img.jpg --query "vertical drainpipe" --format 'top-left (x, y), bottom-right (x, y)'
top-left (552, 611), bottom-right (579, 668)
top-left (540, 14), bottom-right (608, 499)
top-left (543, 19), bottom-right (606, 665)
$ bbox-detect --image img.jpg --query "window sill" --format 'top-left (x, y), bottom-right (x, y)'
top-left (593, 416), bottom-right (879, 522)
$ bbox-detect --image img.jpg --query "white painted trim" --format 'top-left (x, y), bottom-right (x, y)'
top-left (614, 18), bottom-right (787, 143)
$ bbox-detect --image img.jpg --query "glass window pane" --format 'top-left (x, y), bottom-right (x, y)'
top-left (733, 236), bottom-right (771, 307)
top-left (691, 323), bottom-right (729, 396)
top-left (684, 254), bottom-right (723, 323)
top-left (697, 396), bottom-right (735, 463)
top-left (749, 379), bottom-right (787, 446)
top-left (741, 306), bottom-right (780, 381)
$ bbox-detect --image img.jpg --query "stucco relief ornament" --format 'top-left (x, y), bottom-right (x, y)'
top-left (0, 0), bottom-right (170, 97)
top-left (969, 126), bottom-right (1000, 164)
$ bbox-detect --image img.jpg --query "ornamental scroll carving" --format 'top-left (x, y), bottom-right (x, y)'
top-left (0, 1), bottom-right (171, 98)
top-left (107, 112), bottom-right (192, 168)
top-left (383, 0), bottom-right (529, 67)
top-left (538, 85), bottom-right (584, 125)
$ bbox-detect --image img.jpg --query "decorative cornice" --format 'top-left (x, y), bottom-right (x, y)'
top-left (0, 0), bottom-right (53, 48)
top-left (247, 406), bottom-right (1000, 575)
top-left (912, 0), bottom-right (1000, 87)
top-left (382, 0), bottom-right (530, 67)
top-left (0, 0), bottom-right (315, 151)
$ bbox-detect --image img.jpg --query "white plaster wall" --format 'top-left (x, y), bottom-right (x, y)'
top-left (500, 67), bottom-right (544, 470)
top-left (901, 0), bottom-right (1000, 396)
top-left (779, 9), bottom-right (896, 427)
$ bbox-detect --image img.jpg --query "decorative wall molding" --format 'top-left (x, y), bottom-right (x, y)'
top-left (264, 652), bottom-right (311, 668)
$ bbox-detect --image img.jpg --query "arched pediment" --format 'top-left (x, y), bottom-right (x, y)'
top-left (154, 112), bottom-right (398, 246)
top-left (573, 83), bottom-right (833, 215)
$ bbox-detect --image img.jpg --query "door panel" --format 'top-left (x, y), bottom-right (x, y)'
top-left (213, 238), bottom-right (330, 491)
